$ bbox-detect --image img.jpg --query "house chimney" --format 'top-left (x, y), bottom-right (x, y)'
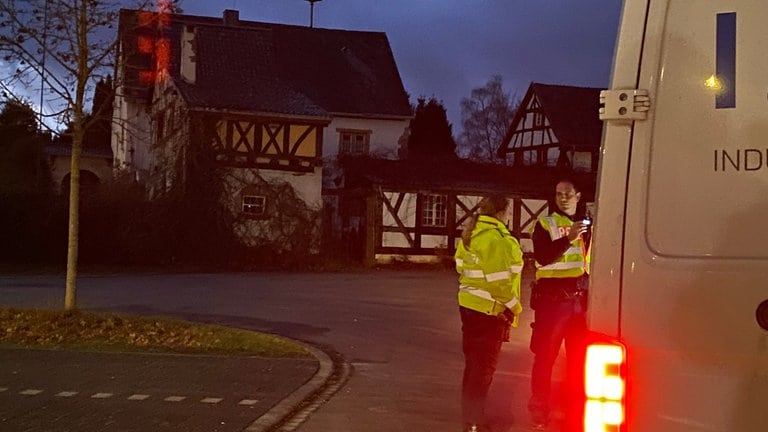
top-left (223, 9), bottom-right (239, 26)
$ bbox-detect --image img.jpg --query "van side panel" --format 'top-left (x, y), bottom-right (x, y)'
top-left (595, 0), bottom-right (768, 431)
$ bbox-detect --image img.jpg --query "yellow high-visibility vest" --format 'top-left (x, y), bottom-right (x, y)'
top-left (455, 215), bottom-right (524, 321)
top-left (534, 213), bottom-right (588, 279)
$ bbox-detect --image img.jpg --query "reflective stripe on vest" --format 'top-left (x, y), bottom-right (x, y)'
top-left (462, 269), bottom-right (484, 278)
top-left (462, 265), bottom-right (523, 282)
top-left (458, 285), bottom-right (507, 316)
top-left (535, 215), bottom-right (587, 279)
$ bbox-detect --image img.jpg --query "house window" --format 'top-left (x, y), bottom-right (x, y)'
top-left (523, 149), bottom-right (538, 165)
top-left (338, 129), bottom-right (371, 155)
top-left (422, 194), bottom-right (447, 227)
top-left (242, 195), bottom-right (266, 216)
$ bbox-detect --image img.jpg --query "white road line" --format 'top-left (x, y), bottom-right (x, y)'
top-left (8, 387), bottom-right (260, 406)
top-left (127, 394), bottom-right (150, 400)
top-left (164, 396), bottom-right (186, 402)
top-left (200, 397), bottom-right (223, 404)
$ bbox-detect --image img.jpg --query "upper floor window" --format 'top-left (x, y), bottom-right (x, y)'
top-left (422, 194), bottom-right (447, 227)
top-left (338, 129), bottom-right (371, 155)
top-left (242, 195), bottom-right (266, 216)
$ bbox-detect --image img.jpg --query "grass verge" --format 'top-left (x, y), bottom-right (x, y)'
top-left (0, 308), bottom-right (310, 358)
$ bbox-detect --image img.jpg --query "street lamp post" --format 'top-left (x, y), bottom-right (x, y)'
top-left (305, 0), bottom-right (322, 28)
top-left (39, 0), bottom-right (49, 132)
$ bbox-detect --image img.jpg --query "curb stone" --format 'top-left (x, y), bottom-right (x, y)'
top-left (244, 339), bottom-right (340, 432)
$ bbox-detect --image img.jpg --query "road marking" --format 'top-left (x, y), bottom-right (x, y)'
top-left (127, 394), bottom-right (150, 400)
top-left (3, 385), bottom-right (261, 406)
top-left (200, 397), bottom-right (223, 404)
top-left (164, 395), bottom-right (186, 402)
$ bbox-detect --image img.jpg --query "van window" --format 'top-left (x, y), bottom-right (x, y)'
top-left (645, 0), bottom-right (768, 259)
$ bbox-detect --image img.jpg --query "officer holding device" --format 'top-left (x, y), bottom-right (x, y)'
top-left (527, 178), bottom-right (591, 429)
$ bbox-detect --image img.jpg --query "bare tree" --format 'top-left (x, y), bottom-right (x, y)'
top-left (0, 0), bottom-right (162, 309)
top-left (459, 75), bottom-right (519, 163)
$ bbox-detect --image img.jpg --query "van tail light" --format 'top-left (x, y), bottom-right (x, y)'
top-left (584, 338), bottom-right (627, 432)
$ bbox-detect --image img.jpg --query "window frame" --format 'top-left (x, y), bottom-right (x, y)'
top-left (242, 194), bottom-right (266, 217)
top-left (421, 193), bottom-right (448, 227)
top-left (337, 128), bottom-right (371, 156)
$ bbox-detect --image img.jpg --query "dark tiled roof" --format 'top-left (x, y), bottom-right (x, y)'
top-left (501, 82), bottom-right (603, 152)
top-left (119, 9), bottom-right (412, 118)
top-left (176, 25), bottom-right (327, 116)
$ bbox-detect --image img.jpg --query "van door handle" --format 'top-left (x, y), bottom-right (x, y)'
top-left (757, 300), bottom-right (768, 331)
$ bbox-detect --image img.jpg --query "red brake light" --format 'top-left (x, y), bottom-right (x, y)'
top-left (584, 341), bottom-right (626, 432)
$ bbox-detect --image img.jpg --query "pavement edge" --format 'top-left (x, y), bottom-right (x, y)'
top-left (244, 339), bottom-right (337, 432)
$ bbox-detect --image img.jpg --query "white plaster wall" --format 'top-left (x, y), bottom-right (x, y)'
top-left (375, 254), bottom-right (440, 264)
top-left (382, 231), bottom-right (412, 248)
top-left (112, 41), bottom-right (152, 179)
top-left (323, 116), bottom-right (409, 159)
top-left (221, 167), bottom-right (322, 211)
top-left (223, 167), bottom-right (323, 251)
top-left (421, 234), bottom-right (448, 248)
top-left (456, 195), bottom-right (482, 227)
top-left (259, 169), bottom-right (323, 210)
top-left (381, 191), bottom-right (417, 227)
top-left (112, 97), bottom-right (150, 177)
top-left (49, 155), bottom-right (112, 190)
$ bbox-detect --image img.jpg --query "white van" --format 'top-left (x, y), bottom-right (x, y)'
top-left (586, 1), bottom-right (768, 431)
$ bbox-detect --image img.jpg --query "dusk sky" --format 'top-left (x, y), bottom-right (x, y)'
top-left (179, 0), bottom-right (624, 134)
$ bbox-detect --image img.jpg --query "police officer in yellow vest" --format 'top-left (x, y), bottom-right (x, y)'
top-left (455, 195), bottom-right (524, 432)
top-left (527, 179), bottom-right (591, 430)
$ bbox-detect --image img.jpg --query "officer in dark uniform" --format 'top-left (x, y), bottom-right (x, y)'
top-left (528, 179), bottom-right (591, 430)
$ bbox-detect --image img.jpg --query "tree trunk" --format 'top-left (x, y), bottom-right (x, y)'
top-left (64, 0), bottom-right (90, 311)
top-left (64, 132), bottom-right (81, 310)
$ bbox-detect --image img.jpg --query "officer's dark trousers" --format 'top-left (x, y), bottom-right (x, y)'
top-left (529, 294), bottom-right (586, 427)
top-left (460, 306), bottom-right (507, 428)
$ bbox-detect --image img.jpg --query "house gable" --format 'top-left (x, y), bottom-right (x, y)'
top-left (498, 82), bottom-right (603, 172)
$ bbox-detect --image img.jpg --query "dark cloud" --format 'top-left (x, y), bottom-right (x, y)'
top-left (180, 0), bottom-right (623, 132)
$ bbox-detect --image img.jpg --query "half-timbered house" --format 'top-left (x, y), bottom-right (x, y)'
top-left (111, 9), bottom-right (412, 251)
top-left (498, 82), bottom-right (603, 172)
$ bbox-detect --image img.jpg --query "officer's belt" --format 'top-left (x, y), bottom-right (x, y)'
top-left (534, 277), bottom-right (587, 299)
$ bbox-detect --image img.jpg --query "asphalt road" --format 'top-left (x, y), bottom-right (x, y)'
top-left (0, 269), bottom-right (568, 431)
